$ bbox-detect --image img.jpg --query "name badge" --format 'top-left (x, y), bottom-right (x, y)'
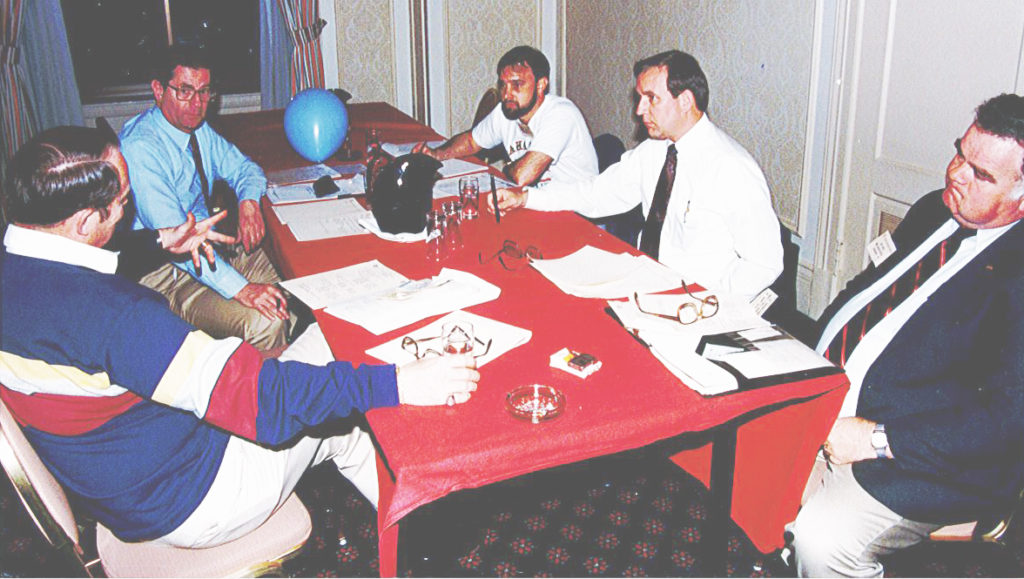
top-left (867, 231), bottom-right (897, 267)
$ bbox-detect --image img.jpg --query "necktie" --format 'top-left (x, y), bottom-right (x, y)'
top-left (823, 225), bottom-right (976, 367)
top-left (188, 132), bottom-right (210, 207)
top-left (638, 144), bottom-right (677, 259)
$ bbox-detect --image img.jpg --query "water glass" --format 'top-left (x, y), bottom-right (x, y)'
top-left (425, 209), bottom-right (446, 262)
top-left (442, 322), bottom-right (474, 355)
top-left (442, 200), bottom-right (463, 250)
top-left (459, 176), bottom-right (480, 220)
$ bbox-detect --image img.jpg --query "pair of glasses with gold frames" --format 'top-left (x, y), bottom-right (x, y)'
top-left (400, 334), bottom-right (494, 360)
top-left (478, 239), bottom-right (542, 271)
top-left (634, 281), bottom-right (719, 325)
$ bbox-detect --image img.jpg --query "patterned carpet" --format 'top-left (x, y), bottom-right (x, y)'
top-left (2, 454), bottom-right (1022, 577)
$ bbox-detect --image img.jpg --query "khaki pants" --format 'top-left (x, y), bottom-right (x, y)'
top-left (139, 247), bottom-right (293, 351)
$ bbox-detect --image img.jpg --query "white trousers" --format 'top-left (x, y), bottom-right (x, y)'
top-left (155, 324), bottom-right (380, 548)
top-left (792, 461), bottom-right (940, 577)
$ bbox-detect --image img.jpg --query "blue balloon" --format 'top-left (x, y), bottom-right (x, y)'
top-left (284, 89), bottom-right (349, 163)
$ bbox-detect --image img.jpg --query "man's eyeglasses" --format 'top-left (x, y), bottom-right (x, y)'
top-left (634, 282), bottom-right (719, 325)
top-left (166, 83), bottom-right (217, 102)
top-left (478, 240), bottom-right (542, 270)
top-left (401, 334), bottom-right (493, 360)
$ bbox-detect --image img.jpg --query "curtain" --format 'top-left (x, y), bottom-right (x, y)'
top-left (260, 0), bottom-right (292, 109)
top-left (22, 0), bottom-right (82, 130)
top-left (0, 0), bottom-right (36, 164)
top-left (276, 0), bottom-right (326, 96)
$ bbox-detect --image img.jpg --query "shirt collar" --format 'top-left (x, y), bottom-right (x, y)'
top-left (671, 113), bottom-right (713, 154)
top-left (3, 225), bottom-right (119, 274)
top-left (148, 105), bottom-right (200, 152)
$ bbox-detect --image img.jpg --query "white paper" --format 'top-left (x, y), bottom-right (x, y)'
top-left (358, 215), bottom-right (428, 242)
top-left (280, 260), bottom-right (408, 310)
top-left (643, 332), bottom-right (739, 396)
top-left (365, 310), bottom-right (531, 367)
top-left (433, 174), bottom-right (515, 200)
top-left (265, 163), bottom-right (341, 186)
top-left (530, 245), bottom-right (681, 299)
top-left (381, 140), bottom-right (444, 157)
top-left (438, 158), bottom-right (489, 179)
top-left (325, 268), bottom-right (501, 335)
top-left (272, 198), bottom-right (371, 241)
top-left (272, 197), bottom-right (364, 224)
top-left (714, 339), bottom-right (832, 379)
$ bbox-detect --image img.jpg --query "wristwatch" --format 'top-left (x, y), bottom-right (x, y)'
top-left (871, 423), bottom-right (889, 459)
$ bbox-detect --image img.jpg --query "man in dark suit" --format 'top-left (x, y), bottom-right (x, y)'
top-left (792, 93), bottom-right (1024, 577)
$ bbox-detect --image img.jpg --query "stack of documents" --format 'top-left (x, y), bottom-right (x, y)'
top-left (607, 291), bottom-right (835, 396)
top-left (325, 268), bottom-right (502, 335)
top-left (530, 245), bottom-right (681, 299)
top-left (366, 310), bottom-right (531, 367)
top-left (271, 197), bottom-right (371, 241)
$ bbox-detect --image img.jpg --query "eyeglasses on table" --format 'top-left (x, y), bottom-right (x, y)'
top-left (400, 333), bottom-right (494, 359)
top-left (634, 281), bottom-right (719, 325)
top-left (478, 239), bottom-right (542, 271)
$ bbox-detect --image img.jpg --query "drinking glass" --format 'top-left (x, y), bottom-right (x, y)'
top-left (459, 176), bottom-right (480, 220)
top-left (442, 322), bottom-right (474, 355)
top-left (442, 200), bottom-right (463, 250)
top-left (425, 209), bottom-right (446, 262)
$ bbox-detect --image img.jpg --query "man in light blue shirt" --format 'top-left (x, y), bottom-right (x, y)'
top-left (120, 45), bottom-right (292, 351)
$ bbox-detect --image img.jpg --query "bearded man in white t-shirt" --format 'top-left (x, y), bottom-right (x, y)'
top-left (414, 45), bottom-right (598, 187)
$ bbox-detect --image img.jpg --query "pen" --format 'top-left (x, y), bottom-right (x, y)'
top-left (490, 174), bottom-right (500, 223)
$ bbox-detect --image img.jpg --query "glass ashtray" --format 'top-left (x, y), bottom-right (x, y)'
top-left (505, 384), bottom-right (565, 423)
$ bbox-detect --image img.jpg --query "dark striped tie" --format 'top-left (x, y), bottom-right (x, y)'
top-left (639, 144), bottom-right (677, 259)
top-left (823, 225), bottom-right (976, 368)
top-left (188, 132), bottom-right (210, 207)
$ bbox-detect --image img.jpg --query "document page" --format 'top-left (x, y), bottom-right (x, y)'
top-left (271, 198), bottom-right (371, 241)
top-left (280, 260), bottom-right (408, 310)
top-left (325, 268), bottom-right (501, 335)
top-left (530, 245), bottom-right (680, 298)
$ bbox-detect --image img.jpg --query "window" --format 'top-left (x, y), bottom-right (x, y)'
top-left (61, 0), bottom-right (259, 104)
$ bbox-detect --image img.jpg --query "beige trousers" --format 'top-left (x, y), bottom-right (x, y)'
top-left (138, 247), bottom-right (292, 351)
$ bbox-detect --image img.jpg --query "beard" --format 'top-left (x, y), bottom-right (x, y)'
top-left (501, 90), bottom-right (538, 120)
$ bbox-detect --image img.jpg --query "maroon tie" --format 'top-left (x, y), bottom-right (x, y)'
top-left (639, 144), bottom-right (677, 259)
top-left (823, 226), bottom-right (976, 367)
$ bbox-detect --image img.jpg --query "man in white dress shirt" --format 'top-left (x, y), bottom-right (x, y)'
top-left (493, 50), bottom-right (782, 301)
top-left (415, 45), bottom-right (598, 187)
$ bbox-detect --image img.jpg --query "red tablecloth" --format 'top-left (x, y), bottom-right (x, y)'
top-left (222, 104), bottom-right (846, 578)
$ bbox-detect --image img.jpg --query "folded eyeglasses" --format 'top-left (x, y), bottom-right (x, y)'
top-left (400, 333), bottom-right (494, 360)
top-left (478, 239), bottom-right (542, 271)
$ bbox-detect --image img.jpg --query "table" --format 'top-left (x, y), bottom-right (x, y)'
top-left (215, 103), bottom-right (847, 577)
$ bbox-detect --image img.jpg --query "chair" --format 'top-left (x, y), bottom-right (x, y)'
top-left (94, 117), bottom-right (118, 141)
top-left (929, 486), bottom-right (1024, 545)
top-left (763, 223), bottom-right (817, 345)
top-left (472, 87), bottom-right (506, 166)
top-left (0, 397), bottom-right (313, 577)
top-left (588, 133), bottom-right (645, 246)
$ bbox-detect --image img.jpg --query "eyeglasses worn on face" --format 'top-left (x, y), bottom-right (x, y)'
top-left (166, 83), bottom-right (217, 102)
top-left (478, 239), bottom-right (542, 271)
top-left (634, 281), bottom-right (720, 325)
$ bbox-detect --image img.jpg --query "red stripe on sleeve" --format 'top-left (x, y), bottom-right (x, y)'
top-left (0, 386), bottom-right (143, 436)
top-left (202, 342), bottom-right (262, 441)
